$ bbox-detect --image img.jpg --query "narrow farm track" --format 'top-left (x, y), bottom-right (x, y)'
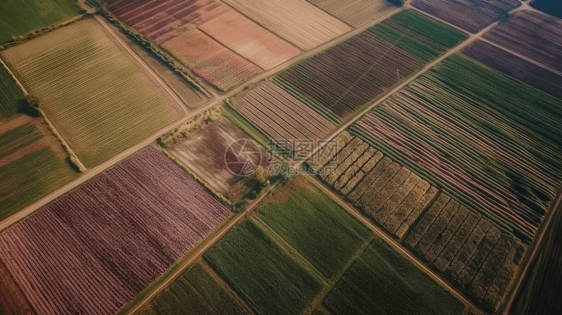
top-left (503, 189), bottom-right (562, 314)
top-left (308, 175), bottom-right (485, 315)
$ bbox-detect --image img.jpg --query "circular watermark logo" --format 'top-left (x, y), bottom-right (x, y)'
top-left (224, 139), bottom-right (262, 176)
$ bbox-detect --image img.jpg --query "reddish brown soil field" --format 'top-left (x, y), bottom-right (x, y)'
top-left (199, 10), bottom-right (300, 70)
top-left (0, 147), bottom-right (231, 315)
top-left (411, 0), bottom-right (520, 33)
top-left (163, 29), bottom-right (261, 91)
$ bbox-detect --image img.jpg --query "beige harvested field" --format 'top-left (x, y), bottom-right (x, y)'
top-left (222, 0), bottom-right (351, 50)
top-left (199, 10), bottom-right (300, 70)
top-left (308, 0), bottom-right (396, 27)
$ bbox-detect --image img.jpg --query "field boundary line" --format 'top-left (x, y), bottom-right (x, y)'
top-left (0, 57), bottom-right (29, 96)
top-left (121, 181), bottom-right (281, 315)
top-left (503, 187), bottom-right (562, 314)
top-left (307, 174), bottom-right (485, 314)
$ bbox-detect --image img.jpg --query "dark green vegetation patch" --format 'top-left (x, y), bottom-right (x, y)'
top-left (0, 65), bottom-right (25, 119)
top-left (324, 238), bottom-right (465, 315)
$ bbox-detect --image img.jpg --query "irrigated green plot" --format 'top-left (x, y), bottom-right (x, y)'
top-left (257, 178), bottom-right (373, 279)
top-left (2, 18), bottom-right (182, 167)
top-left (204, 219), bottom-right (324, 315)
top-left (0, 146), bottom-right (77, 220)
top-left (143, 264), bottom-right (250, 315)
top-left (324, 238), bottom-right (465, 315)
top-left (0, 0), bottom-right (82, 44)
top-left (0, 65), bottom-right (24, 119)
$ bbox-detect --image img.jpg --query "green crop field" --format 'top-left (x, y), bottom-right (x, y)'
top-left (141, 264), bottom-right (250, 315)
top-left (0, 146), bottom-right (77, 220)
top-left (368, 10), bottom-right (468, 62)
top-left (257, 178), bottom-right (373, 279)
top-left (0, 123), bottom-right (42, 159)
top-left (324, 238), bottom-right (465, 315)
top-left (0, 64), bottom-right (24, 119)
top-left (204, 219), bottom-right (324, 315)
top-left (0, 0), bottom-right (82, 44)
top-left (1, 18), bottom-right (182, 167)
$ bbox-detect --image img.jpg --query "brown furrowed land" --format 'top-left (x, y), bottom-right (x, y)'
top-left (169, 116), bottom-right (269, 202)
top-left (307, 0), bottom-right (396, 27)
top-left (484, 10), bottom-right (562, 73)
top-left (0, 147), bottom-right (231, 315)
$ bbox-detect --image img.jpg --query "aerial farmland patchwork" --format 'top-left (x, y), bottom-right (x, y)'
top-left (1, 0), bottom-right (562, 314)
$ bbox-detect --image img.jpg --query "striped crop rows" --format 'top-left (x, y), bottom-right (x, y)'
top-left (0, 147), bottom-right (231, 315)
top-left (222, 0), bottom-right (351, 51)
top-left (353, 54), bottom-right (562, 240)
top-left (274, 10), bottom-right (467, 118)
top-left (311, 131), bottom-right (525, 310)
top-left (484, 10), bottom-right (562, 73)
top-left (2, 19), bottom-right (180, 167)
top-left (233, 82), bottom-right (335, 150)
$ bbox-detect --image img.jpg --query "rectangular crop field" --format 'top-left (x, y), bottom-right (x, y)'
top-left (323, 238), bottom-right (465, 315)
top-left (484, 11), bottom-right (562, 73)
top-left (0, 64), bottom-right (25, 119)
top-left (162, 29), bottom-right (261, 91)
top-left (353, 54), bottom-right (562, 241)
top-left (198, 10), bottom-right (300, 70)
top-left (0, 118), bottom-right (77, 221)
top-left (2, 18), bottom-right (183, 167)
top-left (222, 0), bottom-right (351, 50)
top-left (256, 176), bottom-right (373, 279)
top-left (307, 0), bottom-right (397, 27)
top-left (104, 0), bottom-right (299, 91)
top-left (204, 219), bottom-right (324, 315)
top-left (169, 116), bottom-right (269, 202)
top-left (141, 263), bottom-right (251, 315)
top-left (0, 0), bottom-right (82, 44)
top-left (411, 0), bottom-right (520, 33)
top-left (0, 147), bottom-right (231, 315)
top-left (233, 81), bottom-right (336, 150)
top-left (462, 40), bottom-right (562, 99)
top-left (274, 9), bottom-right (467, 118)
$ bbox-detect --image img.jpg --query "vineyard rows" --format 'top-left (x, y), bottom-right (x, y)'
top-left (0, 147), bottom-right (231, 315)
top-left (2, 19), bottom-right (181, 167)
top-left (274, 10), bottom-right (466, 118)
top-left (484, 11), bottom-right (562, 73)
top-left (222, 0), bottom-right (351, 51)
top-left (143, 263), bottom-right (250, 315)
top-left (163, 29), bottom-right (261, 91)
top-left (307, 0), bottom-right (396, 27)
top-left (199, 10), bottom-right (300, 70)
top-left (311, 130), bottom-right (527, 310)
top-left (0, 64), bottom-right (24, 119)
top-left (411, 0), bottom-right (520, 33)
top-left (462, 40), bottom-right (562, 99)
top-left (105, 0), bottom-right (299, 91)
top-left (233, 81), bottom-right (335, 150)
